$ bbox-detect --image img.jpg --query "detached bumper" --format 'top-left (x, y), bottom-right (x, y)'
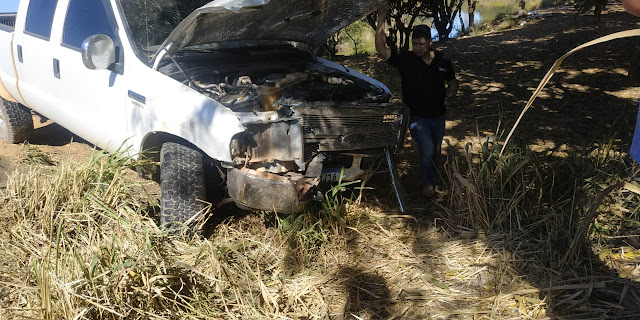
top-left (227, 167), bottom-right (314, 213)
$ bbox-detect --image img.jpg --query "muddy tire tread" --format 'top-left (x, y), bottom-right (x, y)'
top-left (159, 142), bottom-right (206, 227)
top-left (0, 98), bottom-right (33, 144)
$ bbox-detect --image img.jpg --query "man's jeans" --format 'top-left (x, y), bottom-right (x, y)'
top-left (409, 115), bottom-right (446, 187)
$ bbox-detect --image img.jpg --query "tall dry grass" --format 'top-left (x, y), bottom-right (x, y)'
top-left (0, 146), bottom-right (533, 319)
top-left (1, 141), bottom-right (639, 319)
top-left (440, 139), bottom-right (640, 317)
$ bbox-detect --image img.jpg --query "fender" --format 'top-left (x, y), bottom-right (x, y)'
top-left (125, 63), bottom-right (246, 162)
top-left (0, 75), bottom-right (17, 103)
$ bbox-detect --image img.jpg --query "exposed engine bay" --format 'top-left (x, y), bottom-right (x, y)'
top-left (158, 47), bottom-right (391, 112)
top-left (157, 45), bottom-right (408, 212)
top-left (195, 70), bottom-right (389, 112)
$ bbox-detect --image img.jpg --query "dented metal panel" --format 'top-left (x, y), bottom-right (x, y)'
top-left (227, 167), bottom-right (313, 213)
top-left (242, 119), bottom-right (304, 163)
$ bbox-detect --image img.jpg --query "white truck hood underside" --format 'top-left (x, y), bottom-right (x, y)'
top-left (155, 0), bottom-right (384, 57)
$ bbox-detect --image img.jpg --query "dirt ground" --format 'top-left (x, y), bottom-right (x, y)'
top-left (0, 116), bottom-right (95, 187)
top-left (446, 5), bottom-right (640, 153)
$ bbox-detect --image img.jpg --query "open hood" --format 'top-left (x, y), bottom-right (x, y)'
top-left (154, 0), bottom-right (384, 58)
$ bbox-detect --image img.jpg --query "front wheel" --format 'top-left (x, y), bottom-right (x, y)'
top-left (159, 142), bottom-right (207, 231)
top-left (0, 97), bottom-right (33, 144)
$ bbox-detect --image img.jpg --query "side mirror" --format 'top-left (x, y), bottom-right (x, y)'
top-left (81, 34), bottom-right (116, 70)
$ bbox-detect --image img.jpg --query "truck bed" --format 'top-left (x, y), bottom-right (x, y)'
top-left (0, 13), bottom-right (16, 30)
top-left (0, 12), bottom-right (19, 104)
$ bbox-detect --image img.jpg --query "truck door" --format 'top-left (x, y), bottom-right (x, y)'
top-left (12, 0), bottom-right (62, 118)
top-left (49, 0), bottom-right (129, 152)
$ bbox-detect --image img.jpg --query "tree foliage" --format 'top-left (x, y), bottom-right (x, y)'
top-left (431, 0), bottom-right (464, 41)
top-left (326, 0), bottom-right (472, 55)
top-left (366, 0), bottom-right (432, 50)
top-left (321, 19), bottom-right (374, 58)
top-left (364, 0), bottom-right (465, 49)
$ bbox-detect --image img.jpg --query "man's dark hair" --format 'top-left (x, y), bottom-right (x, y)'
top-left (412, 25), bottom-right (431, 41)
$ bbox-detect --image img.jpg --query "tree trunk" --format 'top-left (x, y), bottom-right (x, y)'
top-left (433, 0), bottom-right (463, 41)
top-left (324, 33), bottom-right (339, 59)
top-left (594, 0), bottom-right (603, 22)
top-left (468, 0), bottom-right (477, 32)
top-left (366, 11), bottom-right (377, 31)
top-left (401, 14), bottom-right (418, 50)
top-left (345, 31), bottom-right (358, 55)
top-left (458, 8), bottom-right (465, 36)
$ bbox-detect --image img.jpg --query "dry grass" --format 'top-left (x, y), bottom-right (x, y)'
top-left (2, 140), bottom-right (639, 319)
top-left (0, 147), bottom-right (550, 319)
top-left (439, 138), bottom-right (640, 318)
top-left (19, 143), bottom-right (55, 166)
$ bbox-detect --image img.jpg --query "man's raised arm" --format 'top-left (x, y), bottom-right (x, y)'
top-left (375, 8), bottom-right (391, 61)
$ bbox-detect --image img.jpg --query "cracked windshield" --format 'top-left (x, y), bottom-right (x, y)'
top-left (118, 0), bottom-right (208, 60)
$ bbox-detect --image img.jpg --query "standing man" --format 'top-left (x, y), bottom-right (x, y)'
top-left (375, 8), bottom-right (459, 198)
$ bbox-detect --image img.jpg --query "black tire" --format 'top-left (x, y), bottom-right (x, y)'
top-left (159, 142), bottom-right (207, 230)
top-left (0, 97), bottom-right (33, 144)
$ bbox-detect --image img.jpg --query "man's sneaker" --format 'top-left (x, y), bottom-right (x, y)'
top-left (423, 185), bottom-right (435, 198)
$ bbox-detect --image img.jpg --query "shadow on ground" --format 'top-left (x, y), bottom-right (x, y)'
top-left (30, 116), bottom-right (88, 147)
top-left (340, 5), bottom-right (640, 319)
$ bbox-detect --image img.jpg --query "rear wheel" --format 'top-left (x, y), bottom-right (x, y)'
top-left (159, 142), bottom-right (207, 231)
top-left (0, 97), bottom-right (33, 144)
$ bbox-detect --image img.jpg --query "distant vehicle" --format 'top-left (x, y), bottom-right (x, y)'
top-left (0, 0), bottom-right (408, 228)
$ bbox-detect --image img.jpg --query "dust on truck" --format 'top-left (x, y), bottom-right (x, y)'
top-left (0, 0), bottom-right (408, 228)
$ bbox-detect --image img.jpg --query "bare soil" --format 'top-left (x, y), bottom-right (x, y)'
top-left (0, 115), bottom-right (95, 186)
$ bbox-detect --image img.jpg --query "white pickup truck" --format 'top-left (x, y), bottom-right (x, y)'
top-left (0, 0), bottom-right (408, 228)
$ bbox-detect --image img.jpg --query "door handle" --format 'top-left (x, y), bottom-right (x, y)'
top-left (17, 45), bottom-right (22, 63)
top-left (53, 58), bottom-right (60, 79)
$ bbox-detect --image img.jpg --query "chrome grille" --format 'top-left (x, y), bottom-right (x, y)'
top-left (301, 114), bottom-right (400, 127)
top-left (297, 104), bottom-right (408, 152)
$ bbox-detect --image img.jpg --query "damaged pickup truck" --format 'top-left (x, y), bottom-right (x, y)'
top-left (0, 0), bottom-right (408, 227)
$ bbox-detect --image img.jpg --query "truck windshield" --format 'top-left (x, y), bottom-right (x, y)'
top-left (117, 0), bottom-right (207, 62)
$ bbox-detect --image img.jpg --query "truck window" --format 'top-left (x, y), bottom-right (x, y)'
top-left (62, 0), bottom-right (117, 49)
top-left (24, 0), bottom-right (59, 39)
top-left (117, 0), bottom-right (207, 62)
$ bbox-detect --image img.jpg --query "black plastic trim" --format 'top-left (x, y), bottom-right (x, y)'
top-left (23, 30), bottom-right (50, 42)
top-left (17, 45), bottom-right (22, 63)
top-left (53, 58), bottom-right (60, 79)
top-left (60, 42), bottom-right (81, 52)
